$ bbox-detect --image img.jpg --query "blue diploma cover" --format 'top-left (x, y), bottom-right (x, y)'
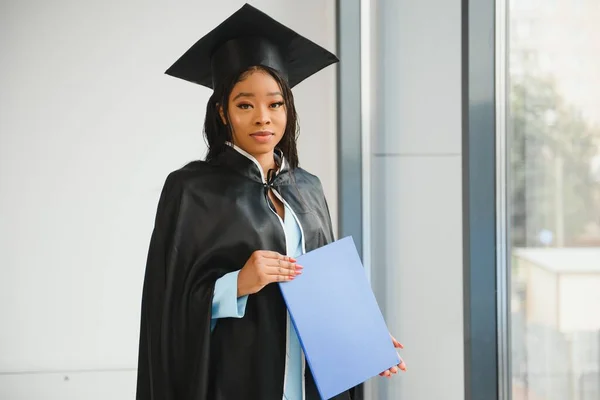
top-left (279, 237), bottom-right (400, 399)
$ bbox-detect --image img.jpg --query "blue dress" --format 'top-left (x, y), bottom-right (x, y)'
top-left (210, 202), bottom-right (305, 400)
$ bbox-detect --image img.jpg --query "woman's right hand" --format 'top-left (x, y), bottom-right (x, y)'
top-left (237, 251), bottom-right (303, 297)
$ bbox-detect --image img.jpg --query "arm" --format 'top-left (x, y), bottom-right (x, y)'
top-left (210, 271), bottom-right (249, 331)
top-left (316, 176), bottom-right (336, 242)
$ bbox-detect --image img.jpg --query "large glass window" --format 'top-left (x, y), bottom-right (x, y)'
top-left (508, 0), bottom-right (600, 399)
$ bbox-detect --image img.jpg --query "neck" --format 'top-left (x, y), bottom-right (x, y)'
top-left (224, 142), bottom-right (280, 182)
top-left (254, 151), bottom-right (277, 179)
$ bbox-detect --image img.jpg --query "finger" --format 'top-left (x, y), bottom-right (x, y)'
top-left (264, 265), bottom-right (297, 278)
top-left (264, 260), bottom-right (302, 276)
top-left (265, 257), bottom-right (300, 269)
top-left (264, 273), bottom-right (294, 284)
top-left (261, 251), bottom-right (296, 263)
top-left (277, 274), bottom-right (294, 282)
top-left (391, 335), bottom-right (404, 349)
top-left (398, 361), bottom-right (407, 371)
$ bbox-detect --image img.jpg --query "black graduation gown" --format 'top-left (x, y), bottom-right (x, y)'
top-left (135, 145), bottom-right (354, 400)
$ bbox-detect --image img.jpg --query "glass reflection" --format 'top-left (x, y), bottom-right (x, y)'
top-left (508, 1), bottom-right (600, 399)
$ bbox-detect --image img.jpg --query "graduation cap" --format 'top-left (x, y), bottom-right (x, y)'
top-left (165, 3), bottom-right (339, 89)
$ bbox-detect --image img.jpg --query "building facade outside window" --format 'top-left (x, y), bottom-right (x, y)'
top-left (507, 0), bottom-right (600, 399)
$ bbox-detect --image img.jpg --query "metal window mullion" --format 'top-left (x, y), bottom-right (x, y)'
top-left (495, 0), bottom-right (511, 397)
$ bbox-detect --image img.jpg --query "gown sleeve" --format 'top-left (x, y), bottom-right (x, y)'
top-left (210, 271), bottom-right (249, 331)
top-left (318, 177), bottom-right (336, 242)
top-left (136, 172), bottom-right (184, 400)
top-left (136, 171), bottom-right (221, 400)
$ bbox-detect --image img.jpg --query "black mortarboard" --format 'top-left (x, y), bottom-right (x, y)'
top-left (165, 3), bottom-right (339, 89)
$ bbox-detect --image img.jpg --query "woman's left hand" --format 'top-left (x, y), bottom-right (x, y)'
top-left (379, 334), bottom-right (407, 378)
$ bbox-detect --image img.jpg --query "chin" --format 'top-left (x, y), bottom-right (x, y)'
top-left (250, 144), bottom-right (277, 155)
top-left (239, 140), bottom-right (280, 156)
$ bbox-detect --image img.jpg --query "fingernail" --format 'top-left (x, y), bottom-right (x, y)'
top-left (295, 270), bottom-right (302, 275)
top-left (295, 264), bottom-right (304, 270)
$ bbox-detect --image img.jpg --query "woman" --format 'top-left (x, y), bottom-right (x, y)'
top-left (136, 4), bottom-right (405, 400)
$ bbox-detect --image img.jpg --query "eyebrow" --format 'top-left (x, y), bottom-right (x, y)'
top-left (232, 91), bottom-right (283, 101)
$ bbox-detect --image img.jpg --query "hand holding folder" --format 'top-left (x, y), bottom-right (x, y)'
top-left (279, 236), bottom-right (405, 399)
top-left (380, 335), bottom-right (406, 377)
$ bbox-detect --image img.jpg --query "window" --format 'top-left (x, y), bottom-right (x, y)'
top-left (507, 1), bottom-right (600, 399)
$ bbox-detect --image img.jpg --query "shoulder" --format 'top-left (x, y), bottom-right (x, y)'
top-left (164, 160), bottom-right (216, 185)
top-left (291, 167), bottom-right (325, 191)
top-left (159, 159), bottom-right (218, 197)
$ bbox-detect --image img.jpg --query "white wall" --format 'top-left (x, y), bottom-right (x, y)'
top-left (367, 0), bottom-right (465, 399)
top-left (0, 1), bottom-right (337, 398)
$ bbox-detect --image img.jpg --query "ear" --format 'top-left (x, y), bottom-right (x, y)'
top-left (217, 103), bottom-right (227, 125)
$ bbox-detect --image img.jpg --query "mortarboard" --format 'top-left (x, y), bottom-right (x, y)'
top-left (165, 3), bottom-right (339, 89)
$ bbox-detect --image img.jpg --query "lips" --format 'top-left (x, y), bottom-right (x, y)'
top-left (250, 131), bottom-right (274, 137)
top-left (249, 131), bottom-right (275, 144)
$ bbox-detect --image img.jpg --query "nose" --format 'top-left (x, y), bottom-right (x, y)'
top-left (254, 105), bottom-right (271, 126)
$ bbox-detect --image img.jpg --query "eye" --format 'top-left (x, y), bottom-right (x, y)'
top-left (271, 101), bottom-right (285, 109)
top-left (237, 103), bottom-right (252, 110)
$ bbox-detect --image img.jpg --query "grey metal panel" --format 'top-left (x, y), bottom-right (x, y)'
top-left (373, 155), bottom-right (465, 399)
top-left (336, 0), bottom-right (362, 257)
top-left (462, 0), bottom-right (500, 398)
top-left (336, 0), bottom-right (364, 398)
top-left (373, 0), bottom-right (462, 156)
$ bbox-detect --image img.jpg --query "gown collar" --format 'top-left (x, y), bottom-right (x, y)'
top-left (215, 142), bottom-right (290, 186)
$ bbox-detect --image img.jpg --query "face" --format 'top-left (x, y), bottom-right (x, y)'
top-left (220, 69), bottom-right (287, 159)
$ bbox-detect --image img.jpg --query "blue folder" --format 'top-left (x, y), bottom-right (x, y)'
top-left (278, 236), bottom-right (400, 399)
